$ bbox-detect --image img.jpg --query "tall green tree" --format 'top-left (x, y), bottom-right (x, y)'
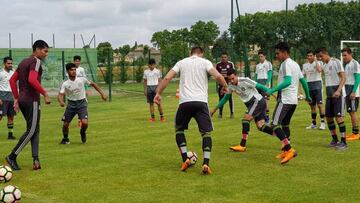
top-left (97, 42), bottom-right (112, 64)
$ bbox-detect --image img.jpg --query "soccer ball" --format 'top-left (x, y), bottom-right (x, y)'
top-left (0, 166), bottom-right (12, 183)
top-left (187, 151), bottom-right (198, 165)
top-left (0, 185), bottom-right (21, 203)
top-left (298, 94), bottom-right (304, 100)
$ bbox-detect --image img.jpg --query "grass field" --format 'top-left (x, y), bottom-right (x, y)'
top-left (0, 80), bottom-right (360, 202)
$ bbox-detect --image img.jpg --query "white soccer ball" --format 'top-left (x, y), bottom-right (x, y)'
top-left (0, 185), bottom-right (21, 203)
top-left (298, 94), bottom-right (304, 100)
top-left (0, 166), bottom-right (12, 183)
top-left (187, 151), bottom-right (198, 165)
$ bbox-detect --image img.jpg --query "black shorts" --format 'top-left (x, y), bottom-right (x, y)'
top-left (309, 89), bottom-right (323, 106)
top-left (245, 97), bottom-right (266, 122)
top-left (345, 96), bottom-right (359, 113)
top-left (62, 100), bottom-right (88, 123)
top-left (0, 100), bottom-right (16, 117)
top-left (146, 86), bottom-right (157, 103)
top-left (325, 97), bottom-right (345, 117)
top-left (272, 102), bottom-right (297, 126)
top-left (175, 101), bottom-right (213, 132)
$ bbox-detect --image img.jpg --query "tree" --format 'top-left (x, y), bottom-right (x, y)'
top-left (212, 31), bottom-right (232, 60)
top-left (189, 21), bottom-right (220, 51)
top-left (118, 44), bottom-right (131, 83)
top-left (96, 42), bottom-right (112, 64)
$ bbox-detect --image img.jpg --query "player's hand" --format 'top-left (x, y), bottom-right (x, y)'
top-left (154, 94), bottom-right (161, 105)
top-left (266, 89), bottom-right (274, 96)
top-left (101, 94), bottom-right (107, 101)
top-left (306, 97), bottom-right (312, 103)
top-left (44, 94), bottom-right (51, 104)
top-left (144, 90), bottom-right (147, 97)
top-left (59, 102), bottom-right (65, 107)
top-left (210, 108), bottom-right (217, 117)
top-left (332, 90), bottom-right (340, 98)
top-left (350, 92), bottom-right (356, 100)
top-left (13, 99), bottom-right (19, 113)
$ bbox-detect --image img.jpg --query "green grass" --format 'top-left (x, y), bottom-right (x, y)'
top-left (1, 80), bottom-right (360, 202)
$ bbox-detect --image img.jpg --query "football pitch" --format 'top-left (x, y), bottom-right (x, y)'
top-left (0, 81), bottom-right (360, 202)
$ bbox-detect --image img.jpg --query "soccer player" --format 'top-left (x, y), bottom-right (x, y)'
top-left (154, 47), bottom-right (227, 174)
top-left (0, 57), bottom-right (16, 139)
top-left (58, 63), bottom-right (107, 144)
top-left (317, 47), bottom-right (347, 150)
top-left (5, 40), bottom-right (51, 170)
top-left (302, 50), bottom-right (326, 130)
top-left (255, 50), bottom-right (273, 123)
top-left (266, 42), bottom-right (311, 162)
top-left (216, 52), bottom-right (235, 118)
top-left (341, 48), bottom-right (360, 141)
top-left (73, 55), bottom-right (87, 78)
top-left (143, 59), bottom-right (164, 122)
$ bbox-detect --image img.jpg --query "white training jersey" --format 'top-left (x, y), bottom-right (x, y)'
top-left (143, 68), bottom-right (162, 86)
top-left (255, 60), bottom-right (272, 80)
top-left (228, 77), bottom-right (262, 103)
top-left (60, 77), bottom-right (91, 101)
top-left (323, 58), bottom-right (344, 87)
top-left (172, 55), bottom-right (213, 104)
top-left (345, 59), bottom-right (360, 97)
top-left (302, 61), bottom-right (322, 82)
top-left (76, 67), bottom-right (86, 78)
top-left (0, 69), bottom-right (14, 92)
top-left (278, 58), bottom-right (304, 105)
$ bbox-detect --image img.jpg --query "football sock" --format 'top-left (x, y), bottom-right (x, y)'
top-left (273, 125), bottom-right (291, 150)
top-left (260, 125), bottom-right (273, 136)
top-left (282, 125), bottom-right (290, 141)
top-left (201, 132), bottom-right (212, 166)
top-left (151, 113), bottom-right (155, 119)
top-left (63, 126), bottom-right (69, 139)
top-left (353, 126), bottom-right (359, 135)
top-left (7, 123), bottom-right (14, 133)
top-left (241, 120), bottom-right (250, 147)
top-left (320, 114), bottom-right (325, 123)
top-left (175, 130), bottom-right (187, 162)
top-left (328, 120), bottom-right (338, 142)
top-left (338, 122), bottom-right (346, 143)
top-left (311, 113), bottom-right (317, 125)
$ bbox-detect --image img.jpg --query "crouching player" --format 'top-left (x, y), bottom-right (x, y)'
top-left (211, 69), bottom-right (298, 164)
top-left (58, 63), bottom-right (107, 144)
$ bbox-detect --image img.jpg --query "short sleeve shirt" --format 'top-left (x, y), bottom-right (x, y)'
top-left (143, 68), bottom-right (162, 86)
top-left (0, 69), bottom-right (14, 101)
top-left (228, 77), bottom-right (262, 103)
top-left (345, 59), bottom-right (360, 96)
top-left (216, 61), bottom-right (235, 79)
top-left (60, 77), bottom-right (91, 101)
top-left (256, 60), bottom-right (272, 80)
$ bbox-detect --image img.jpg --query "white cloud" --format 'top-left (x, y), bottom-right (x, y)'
top-left (0, 0), bottom-right (351, 48)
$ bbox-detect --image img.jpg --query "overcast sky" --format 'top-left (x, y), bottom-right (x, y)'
top-left (0, 0), bottom-right (350, 49)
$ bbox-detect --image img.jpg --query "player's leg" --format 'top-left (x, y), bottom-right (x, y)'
top-left (229, 94), bottom-right (234, 118)
top-left (306, 90), bottom-right (317, 129)
top-left (157, 103), bottom-right (165, 122)
top-left (272, 102), bottom-right (297, 164)
top-left (254, 99), bottom-right (273, 136)
top-left (325, 97), bottom-right (339, 147)
top-left (333, 97), bottom-right (347, 150)
top-left (316, 89), bottom-right (326, 130)
top-left (6, 102), bottom-right (37, 170)
top-left (78, 106), bottom-right (89, 144)
top-left (147, 87), bottom-right (155, 122)
top-left (217, 84), bottom-right (224, 118)
top-left (346, 97), bottom-right (359, 141)
top-left (7, 115), bottom-right (15, 139)
top-left (30, 103), bottom-right (41, 170)
top-left (60, 106), bottom-right (76, 144)
top-left (230, 114), bottom-right (252, 152)
top-left (175, 103), bottom-right (192, 171)
top-left (194, 102), bottom-right (213, 174)
top-left (265, 98), bottom-right (270, 124)
top-left (281, 105), bottom-right (296, 141)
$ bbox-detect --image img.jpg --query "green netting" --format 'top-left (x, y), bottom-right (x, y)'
top-left (0, 48), bottom-right (97, 88)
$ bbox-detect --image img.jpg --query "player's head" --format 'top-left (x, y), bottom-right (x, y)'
top-left (227, 68), bottom-right (238, 85)
top-left (306, 50), bottom-right (316, 63)
top-left (73, 55), bottom-right (81, 68)
top-left (148, 58), bottom-right (156, 70)
top-left (316, 47), bottom-right (330, 63)
top-left (66, 63), bottom-right (77, 77)
top-left (258, 50), bottom-right (267, 63)
top-left (32, 40), bottom-right (49, 60)
top-left (274, 42), bottom-right (290, 61)
top-left (221, 52), bottom-right (229, 63)
top-left (3, 57), bottom-right (13, 71)
top-left (190, 46), bottom-right (204, 57)
top-left (341, 47), bottom-right (353, 63)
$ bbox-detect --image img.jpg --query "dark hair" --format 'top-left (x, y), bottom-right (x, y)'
top-left (227, 68), bottom-right (237, 76)
top-left (315, 47), bottom-right (328, 55)
top-left (73, 55), bottom-right (81, 61)
top-left (32, 40), bottom-right (49, 52)
top-left (190, 46), bottom-right (203, 54)
top-left (274, 42), bottom-right (290, 53)
top-left (258, 50), bottom-right (266, 56)
top-left (3, 56), bottom-right (12, 64)
top-left (306, 50), bottom-right (315, 55)
top-left (66, 63), bottom-right (77, 71)
top-left (221, 52), bottom-right (228, 56)
top-left (341, 47), bottom-right (352, 54)
top-left (148, 58), bottom-right (156, 65)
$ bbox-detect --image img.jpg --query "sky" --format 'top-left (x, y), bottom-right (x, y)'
top-left (0, 0), bottom-right (351, 49)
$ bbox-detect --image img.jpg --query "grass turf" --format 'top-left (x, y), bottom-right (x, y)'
top-left (0, 80), bottom-right (359, 202)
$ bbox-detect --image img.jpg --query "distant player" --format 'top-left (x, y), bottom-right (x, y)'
top-left (58, 63), bottom-right (107, 144)
top-left (317, 47), bottom-right (347, 150)
top-left (6, 40), bottom-right (51, 170)
top-left (216, 52), bottom-right (235, 118)
top-left (302, 50), bottom-right (326, 130)
top-left (255, 50), bottom-right (272, 123)
top-left (267, 42), bottom-right (311, 163)
top-left (154, 47), bottom-right (227, 174)
top-left (0, 57), bottom-right (16, 139)
top-left (143, 59), bottom-right (164, 122)
top-left (341, 48), bottom-right (360, 141)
